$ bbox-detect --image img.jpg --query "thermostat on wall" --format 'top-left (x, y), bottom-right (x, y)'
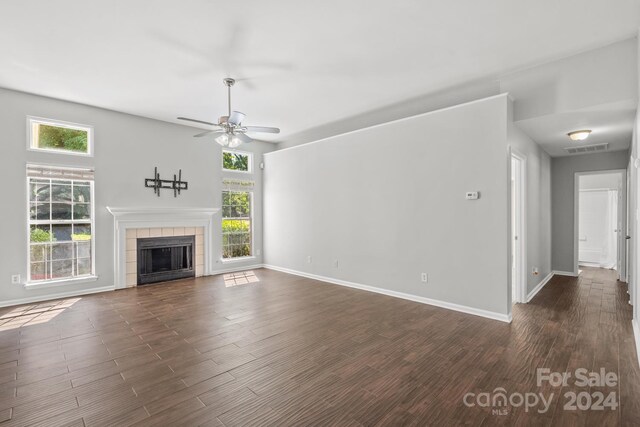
top-left (465, 191), bottom-right (480, 200)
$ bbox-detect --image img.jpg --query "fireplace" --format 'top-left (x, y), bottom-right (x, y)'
top-left (137, 235), bottom-right (195, 285)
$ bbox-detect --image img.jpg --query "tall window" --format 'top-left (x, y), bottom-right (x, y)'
top-left (222, 150), bottom-right (251, 173)
top-left (27, 165), bottom-right (95, 283)
top-left (222, 190), bottom-right (252, 259)
top-left (28, 117), bottom-right (93, 156)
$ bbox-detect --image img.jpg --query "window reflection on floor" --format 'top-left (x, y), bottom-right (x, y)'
top-left (224, 270), bottom-right (259, 287)
top-left (0, 297), bottom-right (80, 331)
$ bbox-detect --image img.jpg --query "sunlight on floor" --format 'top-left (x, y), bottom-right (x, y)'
top-left (0, 297), bottom-right (81, 331)
top-left (224, 270), bottom-right (259, 287)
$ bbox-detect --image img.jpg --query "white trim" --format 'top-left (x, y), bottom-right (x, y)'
top-left (26, 169), bottom-right (96, 285)
top-left (266, 93), bottom-right (510, 155)
top-left (106, 207), bottom-right (219, 289)
top-left (211, 263), bottom-right (264, 275)
top-left (578, 261), bottom-right (606, 268)
top-left (221, 256), bottom-right (256, 264)
top-left (27, 116), bottom-right (94, 157)
top-left (262, 264), bottom-right (511, 323)
top-left (553, 270), bottom-right (579, 277)
top-left (24, 275), bottom-right (98, 289)
top-left (633, 319), bottom-right (640, 369)
top-left (0, 285), bottom-right (114, 309)
top-left (510, 148), bottom-right (527, 304)
top-left (222, 149), bottom-right (253, 174)
top-left (526, 272), bottom-right (554, 302)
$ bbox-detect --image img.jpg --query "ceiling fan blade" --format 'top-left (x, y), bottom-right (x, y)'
top-left (228, 111), bottom-right (246, 125)
top-left (177, 117), bottom-right (219, 126)
top-left (243, 126), bottom-right (280, 134)
top-left (194, 130), bottom-right (224, 137)
top-left (233, 132), bottom-right (253, 144)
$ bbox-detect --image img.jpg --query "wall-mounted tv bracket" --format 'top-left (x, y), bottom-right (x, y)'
top-left (144, 167), bottom-right (188, 197)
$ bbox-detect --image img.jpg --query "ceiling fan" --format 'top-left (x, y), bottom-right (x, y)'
top-left (177, 78), bottom-right (280, 147)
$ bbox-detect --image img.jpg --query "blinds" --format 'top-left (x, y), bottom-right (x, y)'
top-left (26, 164), bottom-right (95, 181)
top-left (223, 178), bottom-right (254, 191)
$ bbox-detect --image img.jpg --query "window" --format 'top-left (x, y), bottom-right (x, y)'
top-left (28, 117), bottom-right (93, 156)
top-left (222, 190), bottom-right (252, 259)
top-left (222, 150), bottom-right (251, 173)
top-left (27, 165), bottom-right (95, 283)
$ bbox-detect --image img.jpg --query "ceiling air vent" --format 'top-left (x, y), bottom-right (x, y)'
top-left (564, 143), bottom-right (608, 155)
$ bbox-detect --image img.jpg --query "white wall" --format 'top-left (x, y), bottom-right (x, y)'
top-left (507, 103), bottom-right (552, 296)
top-left (0, 88), bottom-right (272, 306)
top-left (264, 94), bottom-right (511, 317)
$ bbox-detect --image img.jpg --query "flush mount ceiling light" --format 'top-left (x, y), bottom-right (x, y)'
top-left (567, 130), bottom-right (592, 141)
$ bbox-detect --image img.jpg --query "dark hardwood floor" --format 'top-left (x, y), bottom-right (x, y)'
top-left (0, 267), bottom-right (638, 426)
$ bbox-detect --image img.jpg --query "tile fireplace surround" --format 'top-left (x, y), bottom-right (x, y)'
top-left (107, 207), bottom-right (219, 289)
top-left (125, 226), bottom-right (204, 287)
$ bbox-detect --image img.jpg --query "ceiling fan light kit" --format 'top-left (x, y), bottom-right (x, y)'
top-left (177, 78), bottom-right (280, 147)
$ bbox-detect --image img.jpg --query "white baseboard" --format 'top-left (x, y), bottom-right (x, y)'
top-left (552, 270), bottom-right (579, 277)
top-left (578, 261), bottom-right (600, 268)
top-left (526, 272), bottom-right (554, 302)
top-left (632, 319), bottom-right (640, 369)
top-left (0, 285), bottom-right (115, 308)
top-left (263, 264), bottom-right (511, 323)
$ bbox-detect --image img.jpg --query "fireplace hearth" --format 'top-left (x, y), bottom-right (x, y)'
top-left (137, 235), bottom-right (195, 285)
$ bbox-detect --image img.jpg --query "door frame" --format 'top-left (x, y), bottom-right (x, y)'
top-left (574, 169), bottom-right (627, 278)
top-left (510, 149), bottom-right (527, 304)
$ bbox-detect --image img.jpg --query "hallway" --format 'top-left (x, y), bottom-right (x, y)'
top-left (510, 267), bottom-right (640, 425)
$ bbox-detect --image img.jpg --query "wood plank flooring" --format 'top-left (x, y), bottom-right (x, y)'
top-left (0, 267), bottom-right (638, 426)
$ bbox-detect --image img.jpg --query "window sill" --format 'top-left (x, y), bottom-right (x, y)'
top-left (24, 275), bottom-right (99, 290)
top-left (221, 256), bottom-right (256, 264)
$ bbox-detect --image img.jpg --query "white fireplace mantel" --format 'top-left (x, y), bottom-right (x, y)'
top-left (107, 206), bottom-right (219, 289)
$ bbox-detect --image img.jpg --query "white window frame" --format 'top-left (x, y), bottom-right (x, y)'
top-left (222, 149), bottom-right (252, 174)
top-left (26, 166), bottom-right (97, 286)
top-left (27, 116), bottom-right (94, 157)
top-left (221, 190), bottom-right (254, 261)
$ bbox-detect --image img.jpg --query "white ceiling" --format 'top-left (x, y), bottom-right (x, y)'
top-left (502, 37), bottom-right (638, 157)
top-left (1, 0), bottom-right (639, 146)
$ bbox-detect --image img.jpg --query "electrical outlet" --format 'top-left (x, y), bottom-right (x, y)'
top-left (532, 267), bottom-right (539, 276)
top-left (333, 259), bottom-right (339, 268)
top-left (11, 274), bottom-right (21, 285)
top-left (421, 273), bottom-right (428, 283)
top-left (307, 256), bottom-right (312, 264)
top-left (256, 249), bottom-right (261, 256)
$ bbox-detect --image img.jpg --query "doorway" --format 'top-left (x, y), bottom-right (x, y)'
top-left (575, 170), bottom-right (626, 278)
top-left (511, 151), bottom-right (526, 304)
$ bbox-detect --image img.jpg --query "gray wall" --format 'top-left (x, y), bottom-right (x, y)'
top-left (551, 150), bottom-right (629, 273)
top-left (264, 94), bottom-right (511, 316)
top-left (508, 105), bottom-right (552, 296)
top-left (0, 88), bottom-right (272, 306)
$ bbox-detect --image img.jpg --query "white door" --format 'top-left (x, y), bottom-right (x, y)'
top-left (511, 155), bottom-right (524, 304)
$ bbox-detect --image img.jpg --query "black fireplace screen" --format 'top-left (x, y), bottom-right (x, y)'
top-left (137, 235), bottom-right (195, 285)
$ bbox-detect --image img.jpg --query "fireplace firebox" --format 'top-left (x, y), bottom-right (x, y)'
top-left (137, 235), bottom-right (195, 285)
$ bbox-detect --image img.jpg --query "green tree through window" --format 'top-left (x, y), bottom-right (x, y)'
top-left (223, 151), bottom-right (250, 172)
top-left (222, 190), bottom-right (252, 258)
top-left (38, 125), bottom-right (88, 152)
top-left (30, 119), bottom-right (91, 155)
